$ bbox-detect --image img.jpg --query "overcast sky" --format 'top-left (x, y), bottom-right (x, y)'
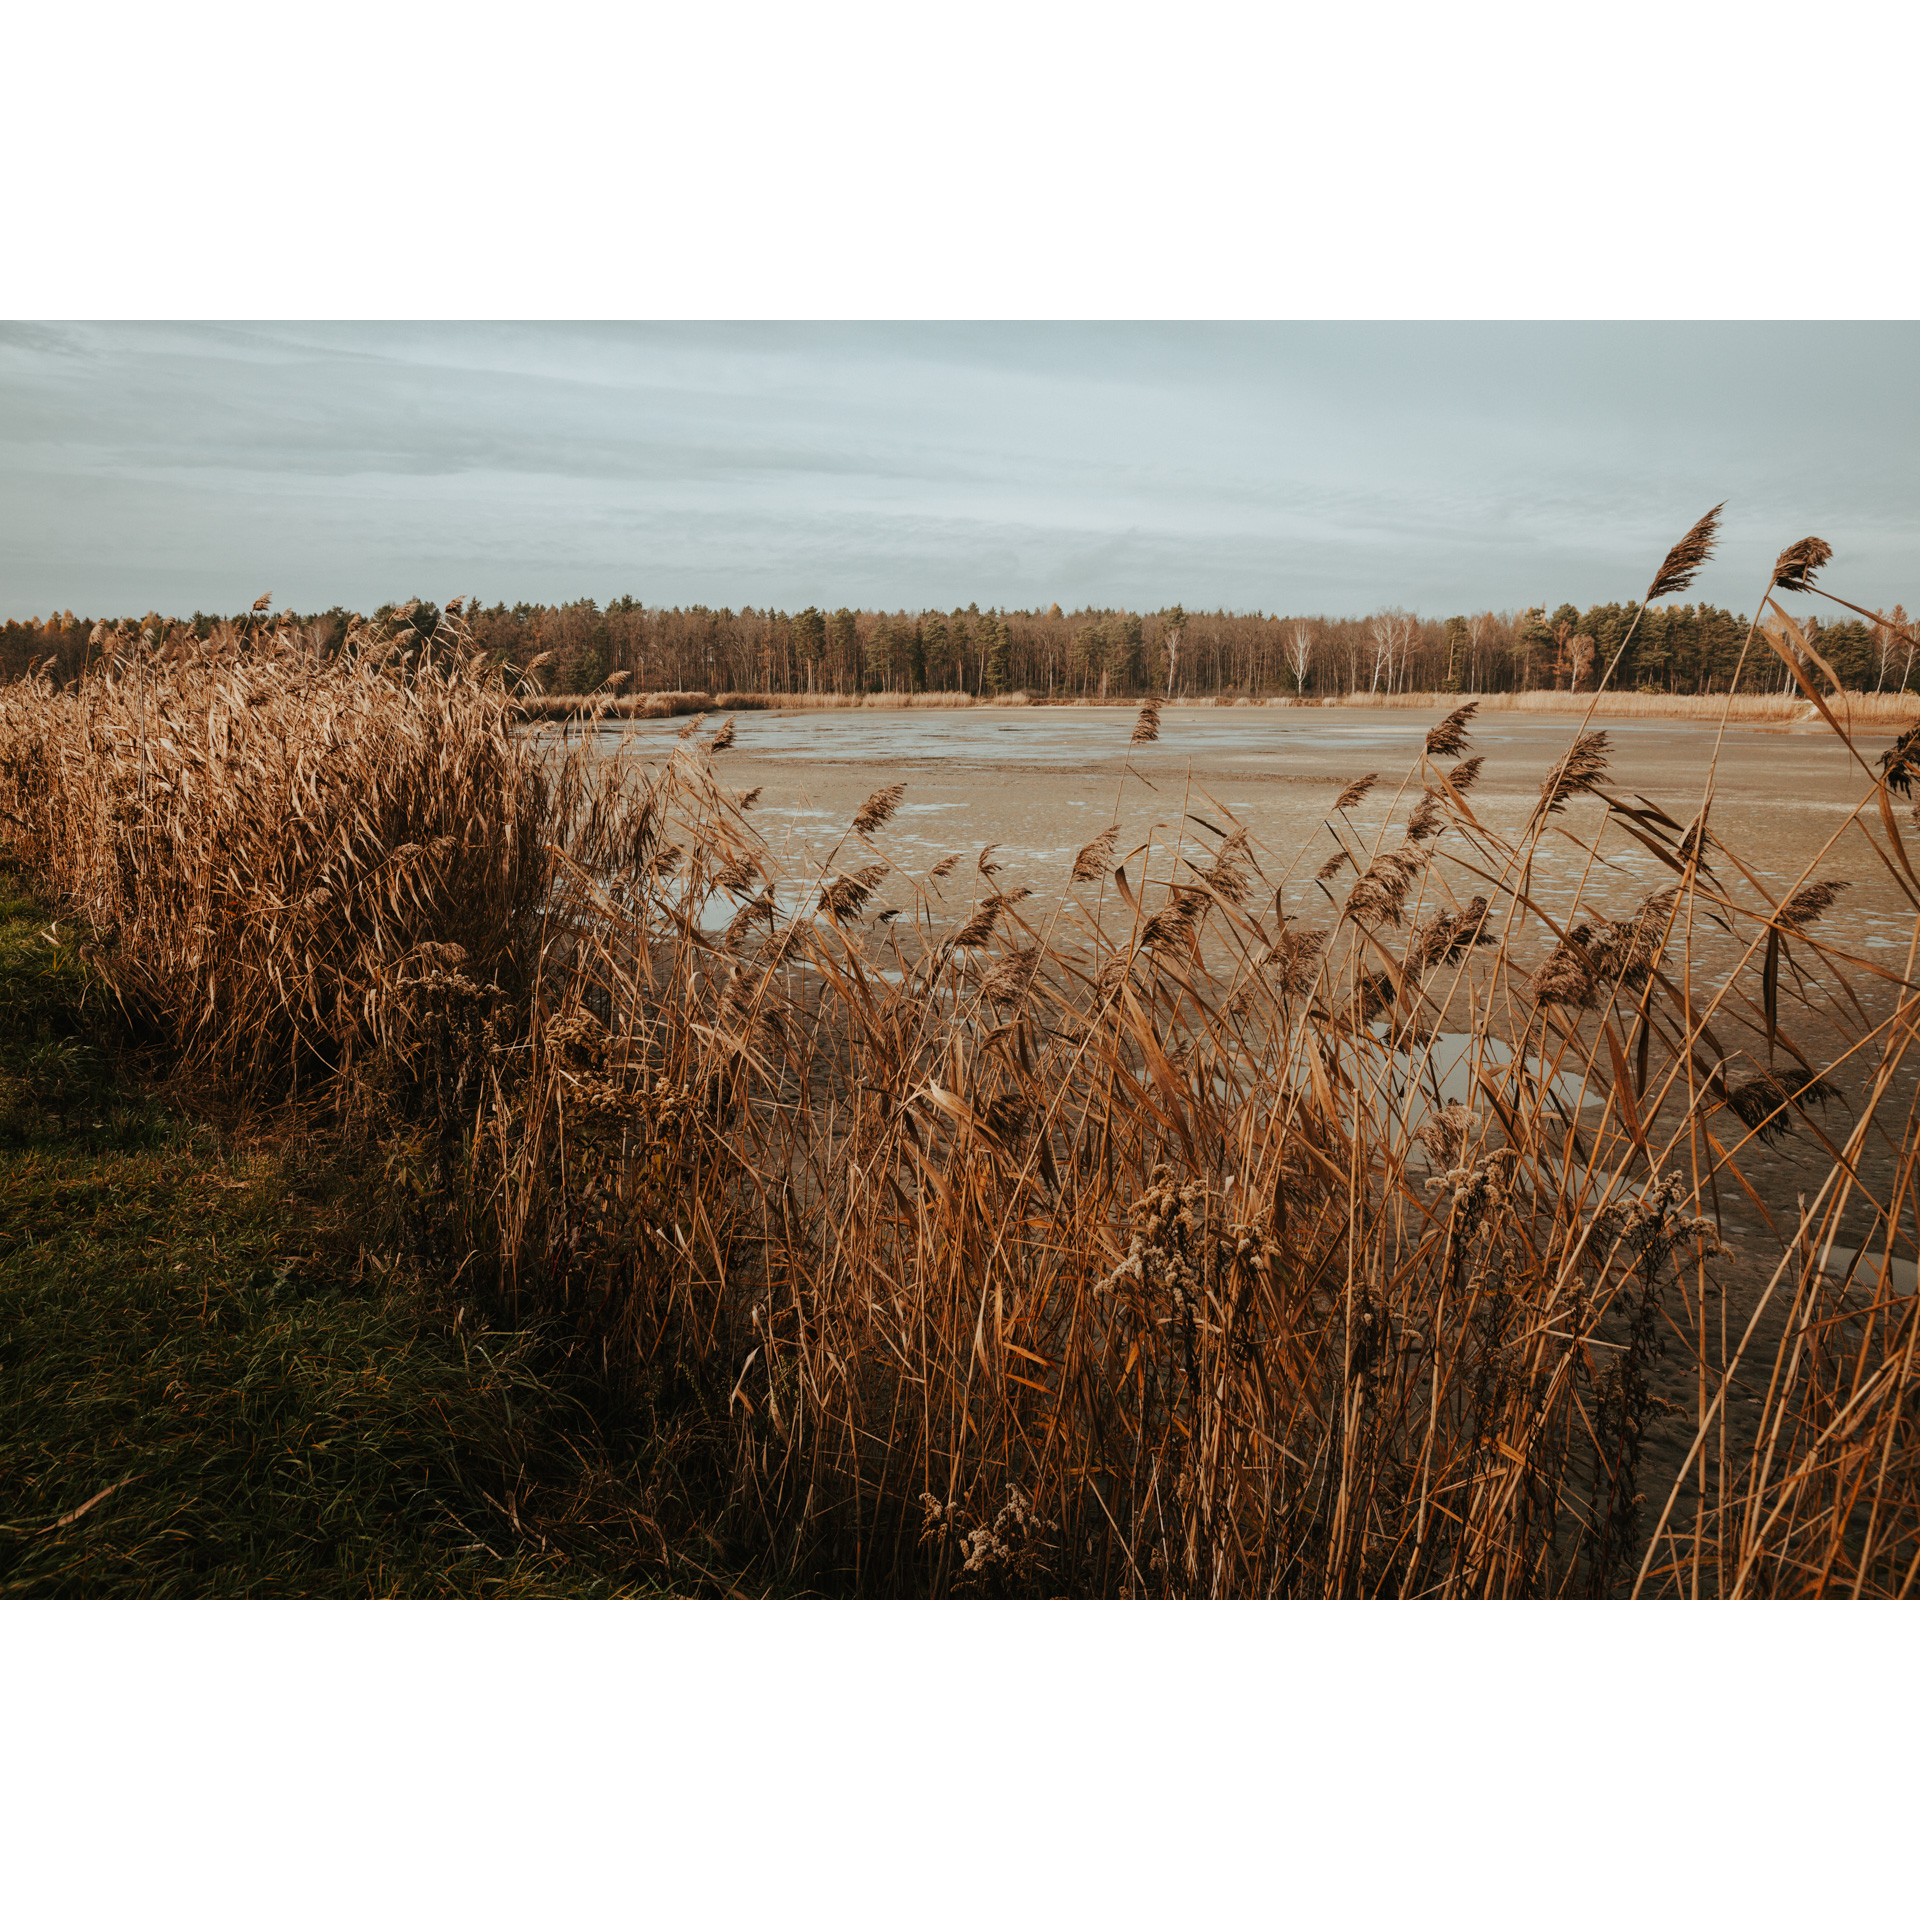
top-left (3, 321), bottom-right (1915, 621)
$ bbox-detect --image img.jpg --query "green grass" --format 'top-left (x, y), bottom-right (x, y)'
top-left (0, 877), bottom-right (758, 1598)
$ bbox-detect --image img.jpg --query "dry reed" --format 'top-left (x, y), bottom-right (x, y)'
top-left (7, 554), bottom-right (1919, 1600)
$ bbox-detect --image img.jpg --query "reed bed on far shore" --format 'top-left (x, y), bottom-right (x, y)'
top-left (5, 530), bottom-right (1918, 1597)
top-left (1318, 687), bottom-right (1920, 725)
top-left (516, 684), bottom-right (1920, 729)
top-left (513, 688), bottom-right (1022, 720)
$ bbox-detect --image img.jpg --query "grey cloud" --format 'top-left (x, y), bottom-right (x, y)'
top-left (2, 321), bottom-right (1915, 618)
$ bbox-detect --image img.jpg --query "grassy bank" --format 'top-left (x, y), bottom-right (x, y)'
top-left (0, 878), bottom-right (763, 1598)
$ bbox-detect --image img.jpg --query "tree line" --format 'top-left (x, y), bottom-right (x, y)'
top-left (6, 593), bottom-right (1912, 699)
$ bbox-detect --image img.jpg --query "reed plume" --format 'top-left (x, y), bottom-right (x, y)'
top-left (1424, 702), bottom-right (1478, 758)
top-left (980, 948), bottom-right (1042, 1008)
top-left (851, 784), bottom-right (906, 836)
top-left (1332, 773), bottom-right (1379, 811)
top-left (817, 865), bottom-right (890, 923)
top-left (1070, 825), bottom-right (1119, 884)
top-left (1537, 731), bottom-right (1613, 817)
top-left (1646, 503), bottom-right (1724, 600)
top-left (1778, 879), bottom-right (1848, 929)
top-left (1131, 698), bottom-right (1162, 744)
top-left (1772, 537), bottom-right (1834, 593)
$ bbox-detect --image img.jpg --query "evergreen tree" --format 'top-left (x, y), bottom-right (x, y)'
top-left (919, 611), bottom-right (949, 690)
top-left (983, 612), bottom-right (1010, 694)
top-left (828, 607), bottom-right (858, 689)
top-left (794, 607), bottom-right (827, 691)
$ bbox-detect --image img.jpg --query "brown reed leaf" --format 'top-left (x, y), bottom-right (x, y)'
top-left (1771, 536), bottom-right (1834, 593)
top-left (1070, 824), bottom-right (1119, 884)
top-left (1332, 773), bottom-right (1379, 811)
top-left (1646, 503), bottom-right (1724, 600)
top-left (851, 784), bottom-right (906, 835)
top-left (1424, 702), bottom-right (1479, 758)
top-left (1131, 698), bottom-right (1162, 744)
top-left (1537, 731), bottom-right (1612, 816)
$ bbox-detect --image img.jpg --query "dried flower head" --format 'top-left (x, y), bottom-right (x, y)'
top-left (1260, 925), bottom-right (1330, 995)
top-left (1772, 537), bottom-right (1834, 594)
top-left (1343, 844), bottom-right (1429, 928)
top-left (1070, 824), bottom-right (1119, 884)
top-left (1332, 773), bottom-right (1379, 811)
top-left (1316, 849), bottom-right (1350, 883)
top-left (1447, 755), bottom-right (1485, 797)
top-left (1537, 731), bottom-right (1612, 816)
top-left (1131, 698), bottom-right (1162, 744)
top-left (738, 786), bottom-right (763, 810)
top-left (1406, 896), bottom-right (1495, 977)
top-left (708, 717), bottom-right (736, 752)
top-left (980, 947), bottom-right (1042, 1008)
top-left (1777, 879), bottom-right (1848, 930)
top-left (1877, 725), bottom-right (1920, 798)
top-left (818, 864), bottom-right (890, 923)
top-left (1646, 503), bottom-right (1724, 601)
top-left (1719, 1065), bottom-right (1836, 1145)
top-left (851, 783), bottom-right (906, 836)
top-left (930, 853), bottom-right (962, 881)
top-left (1140, 889), bottom-right (1210, 955)
top-left (1424, 702), bottom-right (1479, 759)
top-left (1405, 792), bottom-right (1445, 843)
top-left (949, 896), bottom-right (1006, 949)
top-left (977, 845), bottom-right (1003, 878)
